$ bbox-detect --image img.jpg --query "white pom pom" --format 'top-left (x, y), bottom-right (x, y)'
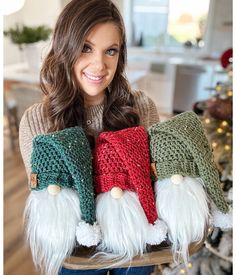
top-left (76, 221), bottom-right (101, 246)
top-left (212, 209), bottom-right (233, 229)
top-left (146, 219), bottom-right (168, 245)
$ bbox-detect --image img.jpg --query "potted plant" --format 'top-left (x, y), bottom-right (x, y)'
top-left (4, 24), bottom-right (52, 49)
top-left (4, 24), bottom-right (52, 71)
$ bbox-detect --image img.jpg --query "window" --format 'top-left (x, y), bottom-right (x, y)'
top-left (130, 0), bottom-right (210, 49)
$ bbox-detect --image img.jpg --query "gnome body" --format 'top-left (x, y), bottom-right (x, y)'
top-left (24, 127), bottom-right (101, 275)
top-left (93, 126), bottom-right (167, 264)
top-left (148, 112), bottom-right (232, 266)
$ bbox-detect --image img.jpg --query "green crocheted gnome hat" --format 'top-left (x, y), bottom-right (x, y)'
top-left (30, 126), bottom-right (95, 224)
top-left (148, 111), bottom-right (229, 214)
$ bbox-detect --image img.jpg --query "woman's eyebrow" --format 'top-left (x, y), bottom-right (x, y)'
top-left (85, 40), bottom-right (119, 48)
top-left (107, 43), bottom-right (120, 48)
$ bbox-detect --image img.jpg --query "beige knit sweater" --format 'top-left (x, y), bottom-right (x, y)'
top-left (19, 91), bottom-right (159, 179)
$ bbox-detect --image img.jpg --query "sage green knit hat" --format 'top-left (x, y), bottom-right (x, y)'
top-left (148, 111), bottom-right (229, 214)
top-left (30, 126), bottom-right (95, 225)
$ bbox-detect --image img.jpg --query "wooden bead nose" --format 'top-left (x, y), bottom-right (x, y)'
top-left (171, 174), bottom-right (184, 185)
top-left (47, 184), bottom-right (61, 195)
top-left (110, 187), bottom-right (123, 199)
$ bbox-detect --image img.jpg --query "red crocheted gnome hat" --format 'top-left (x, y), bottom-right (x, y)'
top-left (93, 126), bottom-right (157, 224)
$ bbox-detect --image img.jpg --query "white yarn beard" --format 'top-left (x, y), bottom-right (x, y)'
top-left (23, 188), bottom-right (82, 275)
top-left (95, 191), bottom-right (158, 266)
top-left (155, 177), bottom-right (210, 266)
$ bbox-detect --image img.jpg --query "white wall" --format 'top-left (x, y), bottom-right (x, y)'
top-left (205, 0), bottom-right (232, 56)
top-left (4, 0), bottom-right (62, 65)
top-left (111, 0), bottom-right (123, 12)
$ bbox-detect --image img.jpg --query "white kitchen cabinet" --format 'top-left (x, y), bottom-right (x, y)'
top-left (127, 48), bottom-right (224, 114)
top-left (172, 64), bottom-right (214, 113)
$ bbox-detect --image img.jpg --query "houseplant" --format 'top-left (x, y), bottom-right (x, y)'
top-left (4, 24), bottom-right (52, 71)
top-left (4, 24), bottom-right (52, 50)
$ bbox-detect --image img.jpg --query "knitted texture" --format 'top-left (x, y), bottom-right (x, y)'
top-left (31, 126), bottom-right (96, 224)
top-left (19, 91), bottom-right (159, 178)
top-left (148, 111), bottom-right (229, 214)
top-left (93, 126), bottom-right (158, 224)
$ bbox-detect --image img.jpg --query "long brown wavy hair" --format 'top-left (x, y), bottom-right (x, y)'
top-left (40, 0), bottom-right (140, 132)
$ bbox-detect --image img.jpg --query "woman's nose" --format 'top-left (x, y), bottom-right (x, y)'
top-left (92, 53), bottom-right (106, 71)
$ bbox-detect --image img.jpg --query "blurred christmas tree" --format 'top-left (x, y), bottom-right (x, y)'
top-left (202, 61), bottom-right (232, 182)
top-left (161, 48), bottom-right (233, 275)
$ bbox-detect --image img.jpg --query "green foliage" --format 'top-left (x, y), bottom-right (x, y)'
top-left (4, 24), bottom-right (52, 50)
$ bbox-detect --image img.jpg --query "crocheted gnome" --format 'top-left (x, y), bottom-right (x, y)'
top-left (23, 127), bottom-right (101, 275)
top-left (93, 126), bottom-right (167, 263)
top-left (148, 111), bottom-right (232, 266)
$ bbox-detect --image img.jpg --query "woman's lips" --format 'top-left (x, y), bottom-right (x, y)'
top-left (83, 72), bottom-right (105, 84)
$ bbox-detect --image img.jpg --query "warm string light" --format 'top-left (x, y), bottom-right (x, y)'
top-left (227, 90), bottom-right (233, 97)
top-left (217, 128), bottom-right (224, 134)
top-left (208, 227), bottom-right (213, 234)
top-left (179, 262), bottom-right (192, 274)
top-left (216, 85), bottom-right (222, 92)
top-left (214, 82), bottom-right (233, 97)
top-left (188, 262), bottom-right (192, 268)
top-left (205, 118), bottom-right (211, 124)
top-left (212, 142), bottom-right (218, 148)
top-left (221, 121), bottom-right (228, 127)
top-left (224, 145), bottom-right (231, 151)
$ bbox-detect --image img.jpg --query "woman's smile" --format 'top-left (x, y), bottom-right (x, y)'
top-left (83, 72), bottom-right (106, 84)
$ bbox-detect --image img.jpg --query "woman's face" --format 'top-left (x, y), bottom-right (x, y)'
top-left (74, 22), bottom-right (121, 106)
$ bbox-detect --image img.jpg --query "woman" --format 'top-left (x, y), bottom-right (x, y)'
top-left (20, 0), bottom-right (160, 274)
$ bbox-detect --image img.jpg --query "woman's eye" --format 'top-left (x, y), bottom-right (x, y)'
top-left (106, 48), bottom-right (118, 56)
top-left (82, 45), bottom-right (91, 53)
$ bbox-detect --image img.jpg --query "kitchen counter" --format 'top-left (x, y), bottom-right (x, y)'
top-left (127, 47), bottom-right (222, 69)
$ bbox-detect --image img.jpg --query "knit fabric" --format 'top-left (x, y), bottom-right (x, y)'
top-left (19, 91), bottom-right (159, 178)
top-left (93, 126), bottom-right (158, 224)
top-left (31, 126), bottom-right (96, 224)
top-left (148, 111), bottom-right (229, 213)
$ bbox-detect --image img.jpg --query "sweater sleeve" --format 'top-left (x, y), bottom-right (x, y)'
top-left (133, 90), bottom-right (160, 129)
top-left (19, 103), bottom-right (50, 180)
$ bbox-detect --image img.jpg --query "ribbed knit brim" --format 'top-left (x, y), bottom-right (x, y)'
top-left (30, 126), bottom-right (96, 224)
top-left (148, 111), bottom-right (229, 213)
